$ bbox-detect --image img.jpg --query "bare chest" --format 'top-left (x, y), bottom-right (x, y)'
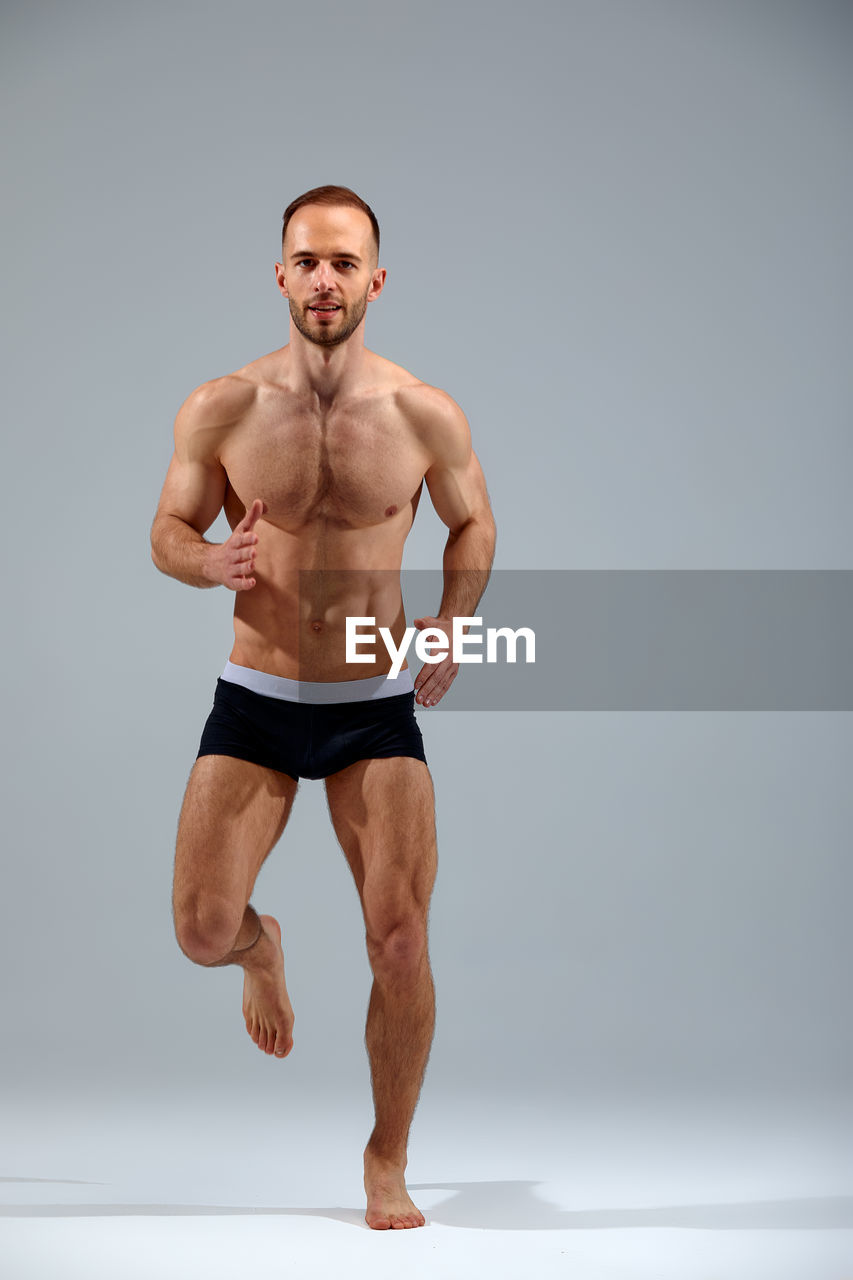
top-left (221, 396), bottom-right (427, 531)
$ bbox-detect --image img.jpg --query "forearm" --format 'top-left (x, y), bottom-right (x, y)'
top-left (438, 515), bottom-right (496, 618)
top-left (150, 514), bottom-right (219, 589)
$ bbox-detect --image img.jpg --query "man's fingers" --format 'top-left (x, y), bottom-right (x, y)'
top-left (244, 498), bottom-right (264, 530)
top-left (228, 501), bottom-right (264, 577)
top-left (415, 672), bottom-right (438, 705)
top-left (241, 497), bottom-right (267, 532)
top-left (415, 657), bottom-right (458, 706)
top-left (222, 524), bottom-right (258, 591)
top-left (230, 535), bottom-right (258, 564)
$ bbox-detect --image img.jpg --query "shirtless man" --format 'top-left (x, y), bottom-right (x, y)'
top-left (150, 185), bottom-right (495, 1231)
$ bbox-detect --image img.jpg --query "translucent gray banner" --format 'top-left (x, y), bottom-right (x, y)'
top-left (298, 570), bottom-right (853, 710)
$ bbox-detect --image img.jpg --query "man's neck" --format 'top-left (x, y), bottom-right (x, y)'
top-left (285, 324), bottom-right (371, 404)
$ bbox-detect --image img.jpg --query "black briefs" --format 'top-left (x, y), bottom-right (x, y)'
top-left (197, 677), bottom-right (427, 781)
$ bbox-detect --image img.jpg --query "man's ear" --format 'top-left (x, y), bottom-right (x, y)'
top-left (368, 267), bottom-right (387, 301)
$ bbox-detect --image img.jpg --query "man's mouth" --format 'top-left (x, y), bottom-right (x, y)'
top-left (310, 305), bottom-right (341, 315)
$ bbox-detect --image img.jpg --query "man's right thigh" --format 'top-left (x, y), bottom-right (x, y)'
top-left (173, 754), bottom-right (298, 927)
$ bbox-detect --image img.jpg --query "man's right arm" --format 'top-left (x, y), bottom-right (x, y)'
top-left (150, 378), bottom-right (264, 591)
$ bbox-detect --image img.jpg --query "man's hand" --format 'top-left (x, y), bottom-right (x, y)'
top-left (412, 616), bottom-right (460, 707)
top-left (206, 498), bottom-right (267, 590)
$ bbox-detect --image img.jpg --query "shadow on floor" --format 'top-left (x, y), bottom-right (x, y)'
top-left (2, 1180), bottom-right (853, 1230)
top-left (0, 1178), bottom-right (104, 1186)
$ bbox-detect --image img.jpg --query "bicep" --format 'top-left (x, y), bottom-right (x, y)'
top-left (155, 448), bottom-right (227, 535)
top-left (425, 447), bottom-right (491, 534)
top-left (154, 390), bottom-right (229, 534)
top-left (405, 385), bottom-right (493, 534)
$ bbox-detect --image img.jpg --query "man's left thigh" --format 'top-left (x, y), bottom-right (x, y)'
top-left (324, 756), bottom-right (437, 922)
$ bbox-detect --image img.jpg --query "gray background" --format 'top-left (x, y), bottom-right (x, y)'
top-left (1, 0), bottom-right (851, 1173)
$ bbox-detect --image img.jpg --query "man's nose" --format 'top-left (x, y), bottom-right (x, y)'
top-left (314, 264), bottom-right (335, 292)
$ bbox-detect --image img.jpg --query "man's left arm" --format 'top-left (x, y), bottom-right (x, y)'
top-left (414, 392), bottom-right (497, 707)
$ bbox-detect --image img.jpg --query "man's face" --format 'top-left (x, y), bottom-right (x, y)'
top-left (277, 204), bottom-right (384, 348)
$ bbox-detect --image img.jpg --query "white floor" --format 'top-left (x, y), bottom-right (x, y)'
top-left (2, 1089), bottom-right (852, 1280)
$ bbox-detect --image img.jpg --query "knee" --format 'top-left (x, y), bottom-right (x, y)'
top-left (366, 916), bottom-right (428, 985)
top-left (174, 893), bottom-right (242, 966)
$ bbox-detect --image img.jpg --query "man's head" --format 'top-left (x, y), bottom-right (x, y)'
top-left (276, 185), bottom-right (385, 348)
top-left (282, 185), bottom-right (380, 266)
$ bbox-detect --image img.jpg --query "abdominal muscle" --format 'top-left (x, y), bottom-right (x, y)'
top-left (229, 516), bottom-right (412, 682)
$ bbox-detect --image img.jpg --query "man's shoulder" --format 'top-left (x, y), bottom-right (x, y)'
top-left (176, 370), bottom-right (259, 436)
top-left (369, 351), bottom-right (464, 422)
top-left (390, 376), bottom-right (470, 462)
top-left (366, 352), bottom-right (457, 408)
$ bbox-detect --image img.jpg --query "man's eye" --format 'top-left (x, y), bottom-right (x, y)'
top-left (338, 261), bottom-right (355, 269)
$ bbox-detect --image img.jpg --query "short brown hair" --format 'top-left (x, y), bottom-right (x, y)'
top-left (281, 185), bottom-right (380, 263)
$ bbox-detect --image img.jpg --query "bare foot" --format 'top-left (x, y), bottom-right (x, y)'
top-left (364, 1152), bottom-right (426, 1230)
top-left (241, 915), bottom-right (294, 1058)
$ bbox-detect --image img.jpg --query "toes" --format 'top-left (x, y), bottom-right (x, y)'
top-left (245, 1009), bottom-right (292, 1057)
top-left (366, 1205), bottom-right (423, 1230)
top-left (397, 1211), bottom-right (424, 1229)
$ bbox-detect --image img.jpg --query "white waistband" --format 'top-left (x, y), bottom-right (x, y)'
top-left (221, 661), bottom-right (414, 704)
